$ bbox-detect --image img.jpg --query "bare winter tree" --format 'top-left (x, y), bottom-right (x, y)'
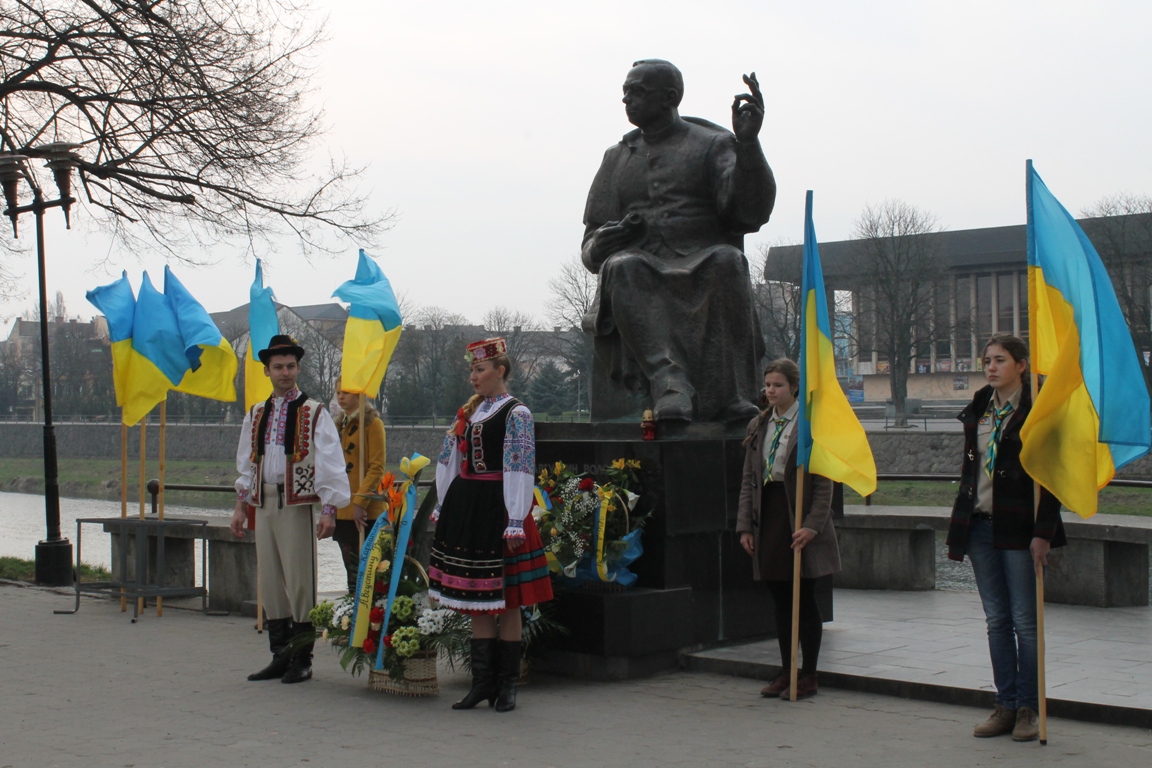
top-left (850, 200), bottom-right (944, 427)
top-left (546, 256), bottom-right (598, 413)
top-left (753, 240), bottom-right (803, 362)
top-left (280, 310), bottom-right (341, 405)
top-left (1080, 194), bottom-right (1152, 394)
top-left (1, 0), bottom-right (385, 261)
top-left (482, 306), bottom-right (544, 385)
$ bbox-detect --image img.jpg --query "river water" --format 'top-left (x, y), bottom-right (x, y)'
top-left (0, 492), bottom-right (348, 593)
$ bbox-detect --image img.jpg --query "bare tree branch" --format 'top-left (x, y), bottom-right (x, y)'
top-left (1, 0), bottom-right (389, 263)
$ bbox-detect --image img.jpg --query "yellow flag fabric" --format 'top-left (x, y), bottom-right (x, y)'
top-left (797, 191), bottom-right (877, 496)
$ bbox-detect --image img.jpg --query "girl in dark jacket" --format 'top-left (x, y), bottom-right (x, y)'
top-left (946, 334), bottom-right (1065, 742)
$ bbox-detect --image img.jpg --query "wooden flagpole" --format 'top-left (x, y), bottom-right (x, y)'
top-left (1030, 372), bottom-right (1048, 744)
top-left (120, 418), bottom-right (128, 612)
top-left (358, 403), bottom-right (366, 552)
top-left (788, 464), bottom-right (806, 702)
top-left (138, 410), bottom-right (147, 614)
top-left (156, 401), bottom-right (166, 617)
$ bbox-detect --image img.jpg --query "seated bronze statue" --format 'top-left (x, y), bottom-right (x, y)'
top-left (581, 59), bottom-right (776, 424)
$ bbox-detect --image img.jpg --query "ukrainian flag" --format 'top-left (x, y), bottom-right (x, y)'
top-left (245, 260), bottom-right (280, 411)
top-left (1020, 161), bottom-right (1151, 517)
top-left (333, 250), bottom-right (403, 397)
top-left (120, 272), bottom-right (186, 425)
top-left (85, 272), bottom-right (136, 410)
top-left (796, 191), bottom-right (877, 496)
top-left (165, 266), bottom-right (237, 403)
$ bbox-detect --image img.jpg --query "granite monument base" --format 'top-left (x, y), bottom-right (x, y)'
top-left (534, 422), bottom-right (834, 680)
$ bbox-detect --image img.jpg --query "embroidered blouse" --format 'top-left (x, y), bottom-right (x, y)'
top-left (435, 393), bottom-right (536, 538)
top-left (234, 386), bottom-right (350, 515)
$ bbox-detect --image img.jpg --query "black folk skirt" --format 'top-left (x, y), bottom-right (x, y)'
top-left (429, 477), bottom-right (552, 615)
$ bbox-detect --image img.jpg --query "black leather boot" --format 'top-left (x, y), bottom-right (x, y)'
top-left (452, 638), bottom-right (498, 709)
top-left (281, 621), bottom-right (315, 684)
top-left (494, 639), bottom-right (522, 713)
top-left (247, 617), bottom-right (292, 681)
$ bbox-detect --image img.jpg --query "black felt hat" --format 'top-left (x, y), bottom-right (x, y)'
top-left (258, 334), bottom-right (306, 364)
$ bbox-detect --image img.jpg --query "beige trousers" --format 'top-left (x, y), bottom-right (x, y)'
top-left (255, 483), bottom-right (317, 623)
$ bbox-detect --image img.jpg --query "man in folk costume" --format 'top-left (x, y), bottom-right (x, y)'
top-left (230, 334), bottom-right (351, 684)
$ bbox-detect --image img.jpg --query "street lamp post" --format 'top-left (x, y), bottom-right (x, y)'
top-left (1, 144), bottom-right (81, 587)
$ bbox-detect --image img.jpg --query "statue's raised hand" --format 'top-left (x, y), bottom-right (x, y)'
top-left (731, 72), bottom-right (764, 142)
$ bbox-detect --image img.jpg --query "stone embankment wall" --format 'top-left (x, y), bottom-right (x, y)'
top-left (3, 423), bottom-right (1152, 478)
top-left (0, 423), bottom-right (447, 466)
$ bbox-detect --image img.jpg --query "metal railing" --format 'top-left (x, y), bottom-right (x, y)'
top-left (863, 473), bottom-right (1152, 505)
top-left (145, 479), bottom-right (434, 514)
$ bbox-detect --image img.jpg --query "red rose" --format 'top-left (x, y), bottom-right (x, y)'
top-left (363, 637), bottom-right (377, 655)
top-left (579, 477), bottom-right (595, 491)
top-left (374, 580), bottom-right (386, 594)
top-left (369, 606), bottom-right (385, 623)
top-left (383, 634), bottom-right (394, 648)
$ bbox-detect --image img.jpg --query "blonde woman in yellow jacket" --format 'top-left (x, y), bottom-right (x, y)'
top-left (334, 383), bottom-right (387, 594)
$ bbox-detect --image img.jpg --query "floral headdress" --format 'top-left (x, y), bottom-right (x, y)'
top-left (464, 337), bottom-right (507, 363)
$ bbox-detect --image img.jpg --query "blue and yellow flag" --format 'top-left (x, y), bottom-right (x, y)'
top-left (245, 260), bottom-right (280, 411)
top-left (165, 266), bottom-right (237, 403)
top-left (333, 250), bottom-right (403, 397)
top-left (86, 272), bottom-right (136, 410)
top-left (1020, 161), bottom-right (1151, 517)
top-left (796, 191), bottom-right (877, 496)
top-left (119, 272), bottom-right (186, 425)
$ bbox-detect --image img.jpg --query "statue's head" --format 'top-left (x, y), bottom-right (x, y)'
top-left (623, 59), bottom-right (683, 129)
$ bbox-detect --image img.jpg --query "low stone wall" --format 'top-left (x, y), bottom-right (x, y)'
top-left (3, 423), bottom-right (1151, 477)
top-left (0, 422), bottom-right (445, 466)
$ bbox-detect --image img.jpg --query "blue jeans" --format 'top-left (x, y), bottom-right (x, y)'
top-left (966, 518), bottom-right (1039, 711)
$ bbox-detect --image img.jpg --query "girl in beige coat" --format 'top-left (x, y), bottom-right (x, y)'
top-left (736, 358), bottom-right (841, 700)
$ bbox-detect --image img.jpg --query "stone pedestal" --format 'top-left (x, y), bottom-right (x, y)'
top-left (108, 527), bottom-right (195, 590)
top-left (1046, 538), bottom-right (1150, 607)
top-left (835, 527), bottom-right (936, 591)
top-left (534, 422), bottom-right (834, 678)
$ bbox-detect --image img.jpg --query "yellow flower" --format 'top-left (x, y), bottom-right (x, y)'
top-left (553, 461), bottom-right (566, 475)
top-left (611, 458), bottom-right (626, 470)
top-left (627, 459), bottom-right (642, 469)
top-left (376, 559), bottom-right (391, 574)
top-left (537, 468), bottom-right (550, 484)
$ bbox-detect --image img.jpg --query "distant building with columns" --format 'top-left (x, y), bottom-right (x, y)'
top-left (765, 212), bottom-right (1152, 401)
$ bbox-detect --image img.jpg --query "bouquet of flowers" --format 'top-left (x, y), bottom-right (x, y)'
top-left (309, 454), bottom-right (471, 693)
top-left (535, 458), bottom-right (647, 588)
top-left (310, 573), bottom-right (470, 681)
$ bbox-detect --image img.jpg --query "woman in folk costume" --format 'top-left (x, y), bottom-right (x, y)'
top-left (946, 334), bottom-right (1065, 742)
top-left (736, 358), bottom-right (840, 701)
top-left (333, 378), bottom-right (387, 595)
top-left (429, 338), bottom-right (553, 713)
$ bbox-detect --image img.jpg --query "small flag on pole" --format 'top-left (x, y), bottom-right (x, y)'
top-left (796, 190), bottom-right (877, 496)
top-left (245, 260), bottom-right (280, 411)
top-left (86, 272), bottom-right (136, 411)
top-left (333, 250), bottom-right (403, 397)
top-left (1020, 161), bottom-right (1151, 517)
top-left (165, 266), bottom-right (237, 404)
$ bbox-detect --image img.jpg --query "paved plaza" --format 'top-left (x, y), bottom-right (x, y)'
top-left (3, 583), bottom-right (1151, 768)
top-left (689, 589), bottom-right (1152, 728)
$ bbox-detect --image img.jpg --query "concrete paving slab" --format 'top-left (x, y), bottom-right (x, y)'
top-left (6, 583), bottom-right (1152, 768)
top-left (685, 588), bottom-right (1152, 730)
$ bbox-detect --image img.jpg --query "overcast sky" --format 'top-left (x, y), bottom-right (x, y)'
top-left (2, 0), bottom-right (1150, 338)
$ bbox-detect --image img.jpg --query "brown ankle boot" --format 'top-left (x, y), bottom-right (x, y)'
top-left (973, 705), bottom-right (1017, 737)
top-left (1012, 707), bottom-right (1039, 742)
top-left (760, 673), bottom-right (789, 698)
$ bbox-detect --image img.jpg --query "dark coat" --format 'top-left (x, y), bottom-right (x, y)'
top-left (946, 384), bottom-right (1066, 561)
top-left (737, 411), bottom-right (841, 579)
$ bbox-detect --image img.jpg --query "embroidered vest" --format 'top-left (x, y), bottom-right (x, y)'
top-left (463, 398), bottom-right (520, 476)
top-left (247, 392), bottom-right (323, 507)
